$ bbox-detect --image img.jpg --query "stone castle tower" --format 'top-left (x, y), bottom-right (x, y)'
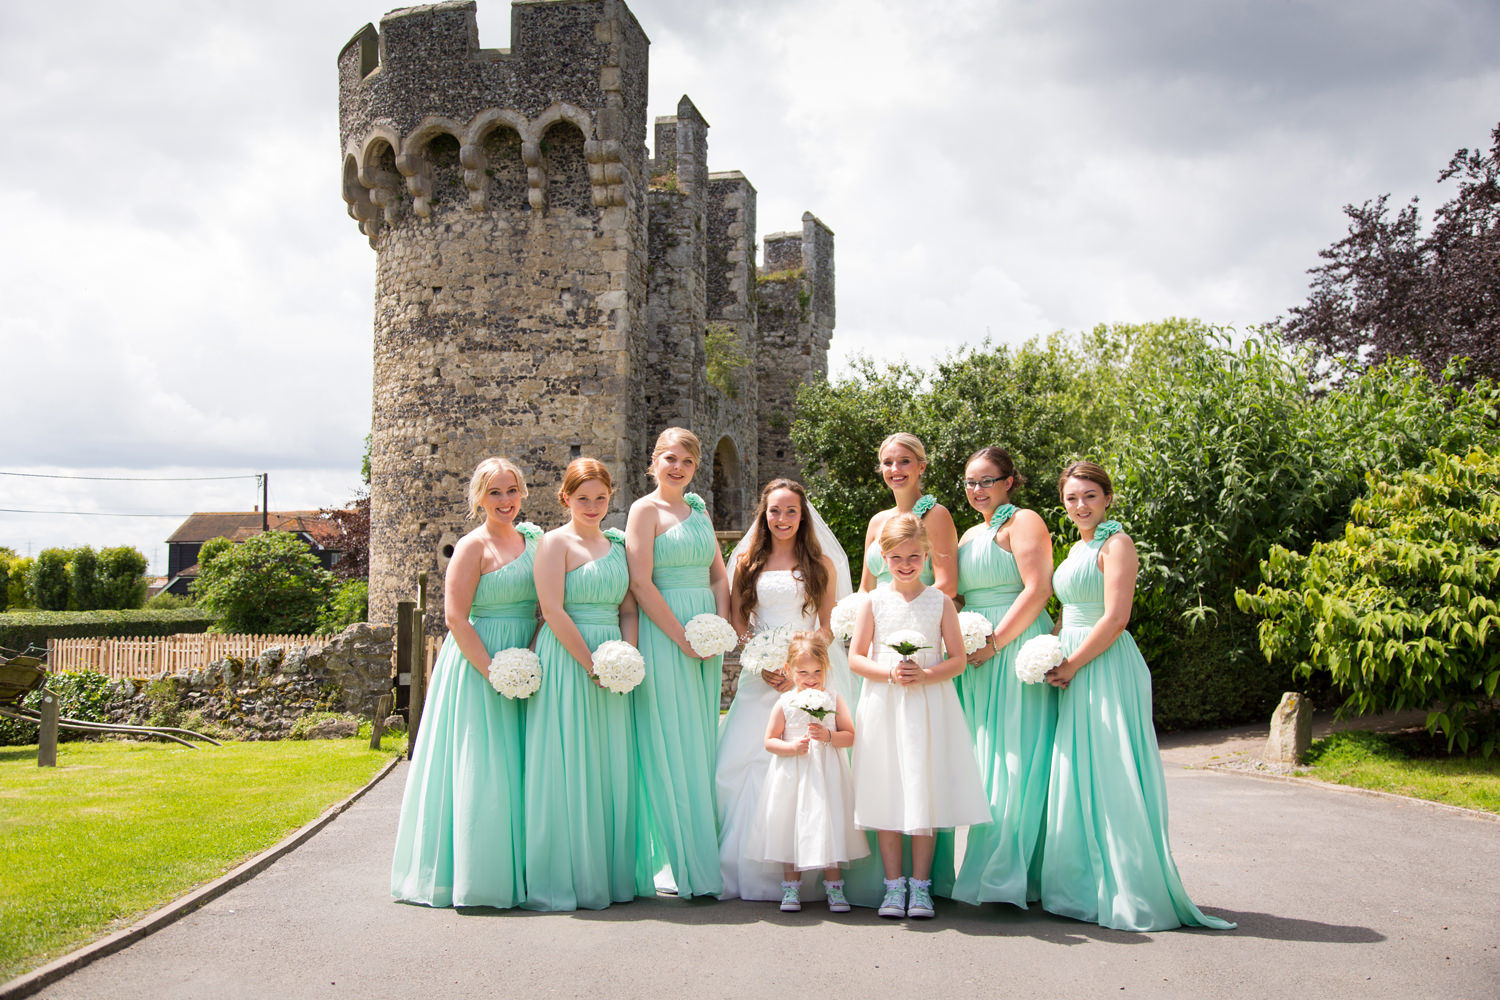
top-left (338, 0), bottom-right (835, 629)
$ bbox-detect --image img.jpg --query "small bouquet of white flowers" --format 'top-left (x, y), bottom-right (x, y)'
top-left (788, 687), bottom-right (837, 722)
top-left (1014, 634), bottom-right (1063, 684)
top-left (740, 625), bottom-right (793, 678)
top-left (683, 613), bottom-right (737, 658)
top-left (956, 611), bottom-right (994, 656)
top-left (489, 647), bottom-right (543, 699)
top-left (829, 592), bottom-right (866, 641)
top-left (884, 628), bottom-right (929, 660)
top-left (591, 640), bottom-right (646, 694)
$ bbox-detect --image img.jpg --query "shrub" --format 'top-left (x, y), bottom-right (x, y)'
top-left (5, 557), bottom-right (33, 610)
top-left (145, 591), bottom-right (192, 610)
top-left (193, 532), bottom-right (336, 635)
top-left (0, 560), bottom-right (7, 613)
top-left (0, 609), bottom-right (215, 653)
top-left (67, 547), bottom-right (102, 611)
top-left (97, 547), bottom-right (149, 610)
top-left (0, 671), bottom-right (115, 747)
top-left (316, 580), bottom-right (369, 636)
top-left (27, 549), bottom-right (70, 611)
top-left (1237, 450), bottom-right (1500, 755)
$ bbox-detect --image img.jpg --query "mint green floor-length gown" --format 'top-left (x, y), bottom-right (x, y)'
top-left (390, 524), bottom-right (540, 909)
top-left (951, 505), bottom-right (1057, 908)
top-left (633, 493), bottom-right (724, 898)
top-left (524, 529), bottom-right (652, 910)
top-left (1039, 520), bottom-right (1234, 931)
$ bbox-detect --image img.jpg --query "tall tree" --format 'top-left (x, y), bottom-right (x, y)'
top-left (193, 531), bottom-right (336, 635)
top-left (1283, 122), bottom-right (1500, 385)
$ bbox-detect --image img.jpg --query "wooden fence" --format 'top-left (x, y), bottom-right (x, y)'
top-left (48, 633), bottom-right (318, 681)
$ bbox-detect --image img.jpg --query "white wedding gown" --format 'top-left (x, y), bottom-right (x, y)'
top-left (716, 570), bottom-right (857, 899)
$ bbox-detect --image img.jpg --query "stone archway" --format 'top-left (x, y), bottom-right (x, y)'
top-left (711, 436), bottom-right (743, 531)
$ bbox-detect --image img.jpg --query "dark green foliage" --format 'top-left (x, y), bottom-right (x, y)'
top-left (27, 549), bottom-right (71, 611)
top-left (193, 531), bottom-right (336, 635)
top-left (0, 671), bottom-right (115, 747)
top-left (0, 561), bottom-right (8, 613)
top-left (1238, 450), bottom-right (1500, 756)
top-left (67, 547), bottom-right (102, 611)
top-left (145, 591), bottom-right (192, 610)
top-left (0, 609), bottom-right (215, 653)
top-left (97, 547), bottom-right (148, 610)
top-left (316, 579), bottom-right (369, 636)
top-left (198, 537), bottom-right (232, 570)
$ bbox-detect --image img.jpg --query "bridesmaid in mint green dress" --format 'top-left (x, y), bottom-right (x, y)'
top-left (526, 458), bottom-right (652, 910)
top-left (625, 428), bottom-right (731, 898)
top-left (391, 457), bottom-right (538, 909)
top-left (1040, 462), bottom-right (1234, 932)
top-left (951, 447), bottom-right (1058, 909)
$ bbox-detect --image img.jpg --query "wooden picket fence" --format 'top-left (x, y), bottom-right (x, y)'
top-left (48, 633), bottom-right (318, 681)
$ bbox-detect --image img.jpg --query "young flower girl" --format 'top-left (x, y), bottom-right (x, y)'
top-left (743, 631), bottom-right (867, 914)
top-left (848, 513), bottom-right (990, 920)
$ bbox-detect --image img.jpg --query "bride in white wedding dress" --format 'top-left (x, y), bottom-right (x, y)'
top-left (716, 479), bottom-right (856, 900)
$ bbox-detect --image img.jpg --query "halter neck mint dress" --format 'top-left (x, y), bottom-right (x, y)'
top-left (525, 529), bottom-right (652, 910)
top-left (391, 523), bottom-right (540, 909)
top-left (633, 492), bottom-right (724, 898)
top-left (951, 505), bottom-right (1058, 908)
top-left (1040, 521), bottom-right (1234, 931)
top-left (863, 494), bottom-right (937, 586)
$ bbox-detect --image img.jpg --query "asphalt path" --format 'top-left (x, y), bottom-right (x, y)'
top-left (29, 760), bottom-right (1499, 1000)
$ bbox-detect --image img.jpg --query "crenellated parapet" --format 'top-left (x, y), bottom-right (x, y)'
top-left (338, 0), bottom-right (647, 239)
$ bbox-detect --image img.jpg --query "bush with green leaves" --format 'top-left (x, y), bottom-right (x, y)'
top-left (0, 609), bottom-right (214, 652)
top-left (0, 560), bottom-right (7, 613)
top-left (0, 671), bottom-right (115, 747)
top-left (5, 556), bottom-right (33, 610)
top-left (193, 531), bottom-right (336, 635)
top-left (316, 579), bottom-right (369, 636)
top-left (1237, 449), bottom-right (1500, 756)
top-left (26, 549), bottom-right (71, 611)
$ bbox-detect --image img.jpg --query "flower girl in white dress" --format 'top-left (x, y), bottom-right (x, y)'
top-left (743, 631), bottom-right (867, 913)
top-left (848, 513), bottom-right (989, 920)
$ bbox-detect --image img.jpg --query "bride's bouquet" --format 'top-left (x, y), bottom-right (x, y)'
top-left (829, 592), bottom-right (866, 642)
top-left (740, 625), bottom-right (793, 678)
top-left (956, 611), bottom-right (993, 656)
top-left (788, 687), bottom-right (837, 722)
top-left (1014, 634), bottom-right (1063, 684)
top-left (684, 613), bottom-right (737, 657)
top-left (884, 629), bottom-right (929, 660)
top-left (489, 647), bottom-right (543, 699)
top-left (592, 640), bottom-right (646, 694)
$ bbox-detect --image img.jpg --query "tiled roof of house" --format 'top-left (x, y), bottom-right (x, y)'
top-left (165, 511), bottom-right (344, 549)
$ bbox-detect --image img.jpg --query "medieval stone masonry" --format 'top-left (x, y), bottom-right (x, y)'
top-left (339, 0), bottom-right (835, 630)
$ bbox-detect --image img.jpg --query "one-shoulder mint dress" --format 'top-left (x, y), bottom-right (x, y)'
top-left (633, 493), bottom-right (724, 898)
top-left (391, 524), bottom-right (540, 909)
top-left (525, 529), bottom-right (652, 910)
top-left (951, 505), bottom-right (1058, 908)
top-left (1040, 521), bottom-right (1234, 931)
top-left (862, 495), bottom-right (938, 587)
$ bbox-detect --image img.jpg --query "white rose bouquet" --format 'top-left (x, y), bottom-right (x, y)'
top-left (884, 628), bottom-right (929, 660)
top-left (489, 647), bottom-right (543, 699)
top-left (788, 687), bottom-right (837, 722)
top-left (740, 625), bottom-right (793, 678)
top-left (591, 640), bottom-right (646, 694)
top-left (1014, 634), bottom-right (1063, 685)
top-left (829, 592), bottom-right (865, 641)
top-left (956, 611), bottom-right (994, 656)
top-left (683, 613), bottom-right (737, 658)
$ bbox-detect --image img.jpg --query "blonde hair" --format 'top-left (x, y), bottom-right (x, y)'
top-left (558, 457), bottom-right (613, 505)
top-left (878, 511), bottom-right (928, 554)
top-left (1059, 460), bottom-right (1113, 499)
top-left (467, 457), bottom-right (528, 520)
top-left (785, 630), bottom-right (831, 680)
top-left (878, 432), bottom-right (927, 466)
top-left (649, 427), bottom-right (702, 476)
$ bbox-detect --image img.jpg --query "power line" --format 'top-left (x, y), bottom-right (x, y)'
top-left (0, 471), bottom-right (259, 482)
top-left (0, 507), bottom-right (188, 518)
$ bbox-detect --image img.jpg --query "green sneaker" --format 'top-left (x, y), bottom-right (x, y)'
top-left (779, 882), bottom-right (801, 912)
top-left (825, 881), bottom-right (850, 913)
top-left (906, 882), bottom-right (934, 919)
top-left (878, 878), bottom-right (907, 918)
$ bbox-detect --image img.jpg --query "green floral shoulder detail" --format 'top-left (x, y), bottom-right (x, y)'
top-left (604, 527), bottom-right (626, 545)
top-left (912, 494), bottom-right (936, 518)
top-left (1094, 519), bottom-right (1124, 542)
top-left (684, 492), bottom-right (707, 513)
top-left (988, 504), bottom-right (1017, 533)
top-left (516, 522), bottom-right (543, 542)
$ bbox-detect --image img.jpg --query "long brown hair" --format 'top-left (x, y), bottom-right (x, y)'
top-left (733, 479), bottom-right (829, 625)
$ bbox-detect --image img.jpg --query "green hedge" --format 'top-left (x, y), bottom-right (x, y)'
top-left (0, 609), bottom-right (215, 654)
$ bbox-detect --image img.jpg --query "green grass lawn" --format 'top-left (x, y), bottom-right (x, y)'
top-left (0, 738), bottom-right (399, 983)
top-left (1304, 730), bottom-right (1500, 814)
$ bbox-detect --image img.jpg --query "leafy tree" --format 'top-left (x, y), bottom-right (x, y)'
top-left (98, 546), bottom-right (149, 610)
top-left (316, 579), bottom-right (369, 635)
top-left (197, 537), bottom-right (232, 571)
top-left (1283, 122), bottom-right (1500, 386)
top-left (1238, 450), bottom-right (1500, 756)
top-left (67, 546), bottom-right (102, 611)
top-left (6, 556), bottom-right (34, 609)
top-left (26, 549), bottom-right (71, 611)
top-left (0, 560), bottom-right (8, 613)
top-left (320, 496), bottom-right (370, 581)
top-left (193, 531), bottom-right (336, 635)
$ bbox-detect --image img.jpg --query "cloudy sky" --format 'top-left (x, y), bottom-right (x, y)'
top-left (2, 0), bottom-right (1497, 574)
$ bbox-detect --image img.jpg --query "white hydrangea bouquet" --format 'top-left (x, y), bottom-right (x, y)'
top-left (884, 628), bottom-right (929, 661)
top-left (829, 592), bottom-right (866, 642)
top-left (788, 687), bottom-right (837, 722)
top-left (1014, 634), bottom-right (1063, 684)
top-left (591, 640), bottom-right (646, 695)
top-left (489, 647), bottom-right (543, 699)
top-left (684, 613), bottom-right (738, 657)
top-left (956, 611), bottom-right (994, 656)
top-left (740, 625), bottom-right (793, 678)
